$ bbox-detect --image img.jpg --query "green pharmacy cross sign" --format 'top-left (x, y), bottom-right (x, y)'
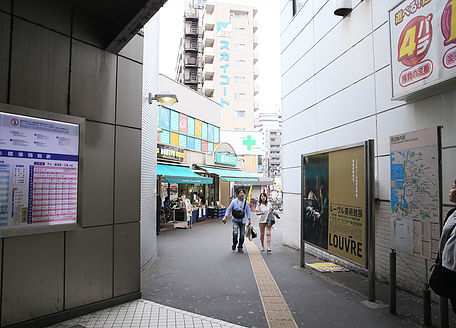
top-left (243, 135), bottom-right (256, 150)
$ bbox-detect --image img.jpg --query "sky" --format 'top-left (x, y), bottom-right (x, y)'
top-left (157, 0), bottom-right (281, 114)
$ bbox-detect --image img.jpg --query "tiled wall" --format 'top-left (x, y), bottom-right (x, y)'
top-left (280, 0), bottom-right (456, 298)
top-left (0, 1), bottom-right (146, 326)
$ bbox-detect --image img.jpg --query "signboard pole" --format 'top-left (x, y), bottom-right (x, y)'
top-left (437, 126), bottom-right (449, 327)
top-left (300, 154), bottom-right (305, 268)
top-left (366, 139), bottom-right (376, 302)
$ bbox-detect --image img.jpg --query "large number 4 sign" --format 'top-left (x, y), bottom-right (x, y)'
top-left (398, 14), bottom-right (433, 67)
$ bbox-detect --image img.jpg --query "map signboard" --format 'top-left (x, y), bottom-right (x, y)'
top-left (390, 127), bottom-right (440, 260)
top-left (0, 110), bottom-right (82, 235)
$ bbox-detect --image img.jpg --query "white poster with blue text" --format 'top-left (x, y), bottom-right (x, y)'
top-left (0, 112), bottom-right (79, 231)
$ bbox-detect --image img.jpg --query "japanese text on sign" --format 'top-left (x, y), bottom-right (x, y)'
top-left (0, 111), bottom-right (79, 231)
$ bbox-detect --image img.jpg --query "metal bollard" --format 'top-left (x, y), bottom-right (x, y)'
top-left (423, 287), bottom-right (431, 326)
top-left (390, 250), bottom-right (396, 314)
top-left (440, 296), bottom-right (449, 328)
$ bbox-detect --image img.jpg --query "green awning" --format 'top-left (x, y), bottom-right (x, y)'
top-left (199, 166), bottom-right (259, 182)
top-left (157, 164), bottom-right (213, 184)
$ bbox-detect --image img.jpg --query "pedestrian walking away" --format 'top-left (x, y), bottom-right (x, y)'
top-left (256, 192), bottom-right (273, 252)
top-left (437, 179), bottom-right (456, 313)
top-left (222, 189), bottom-right (251, 254)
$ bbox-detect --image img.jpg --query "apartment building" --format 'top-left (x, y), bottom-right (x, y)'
top-left (201, 2), bottom-right (259, 132)
top-left (264, 129), bottom-right (281, 179)
top-left (175, 0), bottom-right (205, 93)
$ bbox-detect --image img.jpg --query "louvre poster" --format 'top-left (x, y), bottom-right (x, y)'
top-left (303, 146), bottom-right (366, 267)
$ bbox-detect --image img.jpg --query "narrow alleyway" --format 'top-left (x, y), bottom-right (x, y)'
top-left (140, 214), bottom-right (447, 328)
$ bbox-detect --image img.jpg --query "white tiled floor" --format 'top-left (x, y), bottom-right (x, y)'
top-left (48, 299), bottom-right (246, 328)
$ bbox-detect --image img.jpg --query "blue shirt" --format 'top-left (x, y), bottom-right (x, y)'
top-left (226, 198), bottom-right (251, 224)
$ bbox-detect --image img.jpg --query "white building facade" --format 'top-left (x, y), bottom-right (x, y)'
top-left (280, 0), bottom-right (456, 297)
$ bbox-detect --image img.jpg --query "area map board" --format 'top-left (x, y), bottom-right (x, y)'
top-left (390, 127), bottom-right (440, 260)
top-left (302, 143), bottom-right (373, 267)
top-left (0, 107), bottom-right (83, 236)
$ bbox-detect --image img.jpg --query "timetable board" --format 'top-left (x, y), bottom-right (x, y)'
top-left (0, 111), bottom-right (80, 232)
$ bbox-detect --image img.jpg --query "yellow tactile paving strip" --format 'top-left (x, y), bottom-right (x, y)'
top-left (244, 239), bottom-right (298, 328)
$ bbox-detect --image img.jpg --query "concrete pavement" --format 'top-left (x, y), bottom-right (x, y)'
top-left (50, 213), bottom-right (456, 327)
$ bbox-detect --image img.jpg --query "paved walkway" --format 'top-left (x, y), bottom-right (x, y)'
top-left (49, 299), bottom-right (245, 328)
top-left (50, 214), bottom-right (455, 327)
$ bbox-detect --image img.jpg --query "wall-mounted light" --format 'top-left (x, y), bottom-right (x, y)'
top-left (148, 93), bottom-right (178, 105)
top-left (334, 0), bottom-right (352, 17)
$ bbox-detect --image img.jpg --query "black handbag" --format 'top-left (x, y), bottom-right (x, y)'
top-left (429, 258), bottom-right (455, 297)
top-left (429, 220), bottom-right (456, 297)
top-left (232, 200), bottom-right (246, 219)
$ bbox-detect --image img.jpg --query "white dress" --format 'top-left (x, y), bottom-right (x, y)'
top-left (256, 203), bottom-right (271, 224)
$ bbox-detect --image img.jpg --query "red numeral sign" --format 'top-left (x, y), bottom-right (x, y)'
top-left (398, 14), bottom-right (433, 66)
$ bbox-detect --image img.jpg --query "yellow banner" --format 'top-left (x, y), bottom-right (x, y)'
top-left (170, 132), bottom-right (179, 146)
top-left (328, 147), bottom-right (365, 266)
top-left (195, 120), bottom-right (202, 138)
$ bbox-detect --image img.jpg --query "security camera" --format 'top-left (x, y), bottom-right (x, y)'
top-left (334, 0), bottom-right (352, 17)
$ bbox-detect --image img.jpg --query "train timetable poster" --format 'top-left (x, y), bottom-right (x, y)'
top-left (0, 111), bottom-right (79, 231)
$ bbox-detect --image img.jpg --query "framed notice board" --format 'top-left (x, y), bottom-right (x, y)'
top-left (301, 141), bottom-right (375, 268)
top-left (0, 104), bottom-right (85, 237)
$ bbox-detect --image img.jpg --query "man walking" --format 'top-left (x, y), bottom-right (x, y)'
top-left (222, 189), bottom-right (251, 254)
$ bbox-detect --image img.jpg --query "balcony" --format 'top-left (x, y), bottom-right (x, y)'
top-left (254, 67), bottom-right (259, 80)
top-left (254, 51), bottom-right (259, 64)
top-left (204, 47), bottom-right (215, 64)
top-left (185, 26), bottom-right (199, 36)
top-left (204, 15), bottom-right (215, 31)
top-left (203, 80), bottom-right (214, 97)
top-left (203, 30), bottom-right (215, 47)
top-left (185, 56), bottom-right (198, 67)
top-left (253, 19), bottom-right (258, 32)
top-left (254, 100), bottom-right (260, 112)
top-left (253, 34), bottom-right (259, 48)
top-left (184, 42), bottom-right (198, 52)
top-left (253, 8), bottom-right (258, 17)
top-left (254, 83), bottom-right (259, 95)
top-left (205, 3), bottom-right (214, 14)
top-left (185, 9), bottom-right (199, 20)
top-left (204, 63), bottom-right (214, 79)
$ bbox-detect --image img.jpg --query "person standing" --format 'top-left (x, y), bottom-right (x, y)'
top-left (181, 191), bottom-right (193, 228)
top-left (156, 194), bottom-right (162, 235)
top-left (439, 179), bottom-right (456, 313)
top-left (256, 192), bottom-right (272, 252)
top-left (222, 189), bottom-right (251, 254)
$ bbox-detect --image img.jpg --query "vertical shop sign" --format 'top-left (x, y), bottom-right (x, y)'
top-left (217, 22), bottom-right (231, 107)
top-left (390, 0), bottom-right (456, 99)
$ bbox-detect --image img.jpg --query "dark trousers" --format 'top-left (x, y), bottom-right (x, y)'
top-left (232, 221), bottom-right (246, 249)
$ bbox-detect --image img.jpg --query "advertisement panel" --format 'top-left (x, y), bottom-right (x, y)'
top-left (220, 131), bottom-right (264, 155)
top-left (390, 127), bottom-right (440, 260)
top-left (389, 0), bottom-right (456, 100)
top-left (302, 145), bottom-right (367, 267)
top-left (0, 109), bottom-right (83, 235)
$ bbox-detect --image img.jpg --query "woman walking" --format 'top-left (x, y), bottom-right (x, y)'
top-left (256, 192), bottom-right (273, 252)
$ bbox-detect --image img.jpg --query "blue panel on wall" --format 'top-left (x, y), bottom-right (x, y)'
top-left (208, 125), bottom-right (214, 141)
top-left (195, 138), bottom-right (202, 151)
top-left (202, 122), bottom-right (208, 140)
top-left (188, 117), bottom-right (195, 136)
top-left (170, 110), bottom-right (179, 131)
top-left (179, 134), bottom-right (187, 148)
top-left (187, 136), bottom-right (195, 150)
top-left (160, 107), bottom-right (170, 130)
